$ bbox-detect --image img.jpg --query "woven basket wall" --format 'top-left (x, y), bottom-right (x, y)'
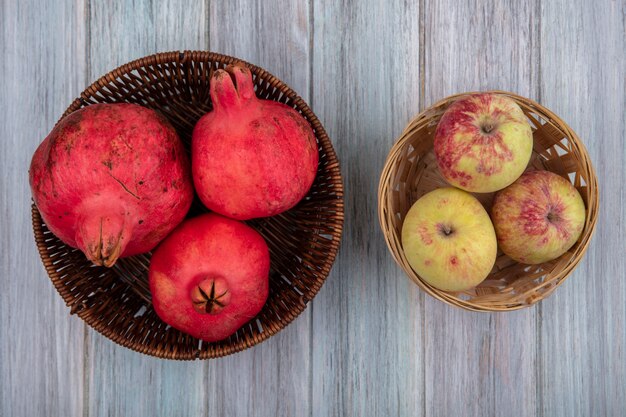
top-left (378, 91), bottom-right (599, 311)
top-left (31, 51), bottom-right (344, 359)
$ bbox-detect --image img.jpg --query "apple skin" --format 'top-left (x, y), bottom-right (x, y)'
top-left (434, 93), bottom-right (533, 193)
top-left (401, 187), bottom-right (497, 291)
top-left (491, 170), bottom-right (586, 264)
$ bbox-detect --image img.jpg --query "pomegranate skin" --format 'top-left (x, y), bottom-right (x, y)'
top-left (149, 213), bottom-right (270, 342)
top-left (192, 64), bottom-right (319, 220)
top-left (29, 103), bottom-right (193, 267)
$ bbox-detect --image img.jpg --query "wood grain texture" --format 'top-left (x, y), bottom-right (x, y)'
top-left (208, 2), bottom-right (312, 416)
top-left (0, 1), bottom-right (88, 416)
top-left (88, 0), bottom-right (208, 79)
top-left (311, 1), bottom-right (423, 416)
top-left (538, 0), bottom-right (626, 415)
top-left (209, 0), bottom-right (310, 99)
top-left (422, 1), bottom-right (538, 416)
top-left (86, 1), bottom-right (209, 416)
top-left (1, 0), bottom-right (626, 416)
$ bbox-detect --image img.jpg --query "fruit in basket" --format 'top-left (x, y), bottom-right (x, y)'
top-left (434, 93), bottom-right (533, 193)
top-left (29, 103), bottom-right (193, 267)
top-left (149, 213), bottom-right (270, 342)
top-left (192, 63), bottom-right (318, 220)
top-left (401, 187), bottom-right (497, 291)
top-left (491, 170), bottom-right (585, 264)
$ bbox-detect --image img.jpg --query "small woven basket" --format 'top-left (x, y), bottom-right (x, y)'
top-left (378, 91), bottom-right (598, 311)
top-left (32, 51), bottom-right (344, 358)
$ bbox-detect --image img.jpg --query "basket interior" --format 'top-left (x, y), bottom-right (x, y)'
top-left (381, 92), bottom-right (598, 311)
top-left (32, 51), bottom-right (343, 359)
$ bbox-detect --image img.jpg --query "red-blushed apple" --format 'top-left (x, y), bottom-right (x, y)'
top-left (434, 93), bottom-right (533, 193)
top-left (491, 170), bottom-right (586, 264)
top-left (401, 187), bottom-right (497, 291)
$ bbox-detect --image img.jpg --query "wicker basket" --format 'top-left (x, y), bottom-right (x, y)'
top-left (378, 91), bottom-right (598, 311)
top-left (32, 51), bottom-right (344, 359)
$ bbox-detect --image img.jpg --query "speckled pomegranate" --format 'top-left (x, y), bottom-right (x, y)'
top-left (29, 103), bottom-right (193, 267)
top-left (149, 213), bottom-right (270, 342)
top-left (192, 64), bottom-right (318, 220)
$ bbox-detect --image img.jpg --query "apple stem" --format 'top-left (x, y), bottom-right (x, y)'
top-left (438, 223), bottom-right (454, 237)
top-left (482, 123), bottom-right (494, 134)
top-left (547, 211), bottom-right (559, 223)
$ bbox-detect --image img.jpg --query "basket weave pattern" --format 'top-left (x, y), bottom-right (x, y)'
top-left (32, 51), bottom-right (344, 359)
top-left (378, 91), bottom-right (598, 311)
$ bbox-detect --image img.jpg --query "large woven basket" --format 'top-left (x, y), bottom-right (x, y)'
top-left (32, 51), bottom-right (344, 358)
top-left (378, 91), bottom-right (598, 311)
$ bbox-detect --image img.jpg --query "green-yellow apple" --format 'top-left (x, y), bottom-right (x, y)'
top-left (434, 93), bottom-right (533, 193)
top-left (401, 187), bottom-right (497, 291)
top-left (491, 170), bottom-right (586, 264)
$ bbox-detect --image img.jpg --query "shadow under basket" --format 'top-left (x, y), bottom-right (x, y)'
top-left (32, 51), bottom-right (344, 359)
top-left (378, 91), bottom-right (599, 312)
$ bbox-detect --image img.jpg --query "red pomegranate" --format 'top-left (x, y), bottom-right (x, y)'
top-left (149, 213), bottom-right (270, 342)
top-left (192, 64), bottom-right (319, 220)
top-left (29, 103), bottom-right (193, 267)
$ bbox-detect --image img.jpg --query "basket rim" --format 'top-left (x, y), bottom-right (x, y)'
top-left (32, 50), bottom-right (344, 358)
top-left (378, 90), bottom-right (599, 312)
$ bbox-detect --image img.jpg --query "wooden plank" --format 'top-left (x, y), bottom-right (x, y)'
top-left (209, 1), bottom-right (310, 100)
top-left (87, 347), bottom-right (211, 417)
top-left (88, 0), bottom-right (208, 78)
top-left (311, 1), bottom-right (423, 415)
top-left (3, 2), bottom-right (624, 416)
top-left (0, 0), bottom-right (88, 416)
top-left (422, 1), bottom-right (539, 416)
top-left (86, 2), bottom-right (209, 416)
top-left (539, 0), bottom-right (626, 415)
top-left (207, 2), bottom-right (313, 416)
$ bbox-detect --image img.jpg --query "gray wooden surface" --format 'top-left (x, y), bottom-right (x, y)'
top-left (1, 0), bottom-right (624, 416)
